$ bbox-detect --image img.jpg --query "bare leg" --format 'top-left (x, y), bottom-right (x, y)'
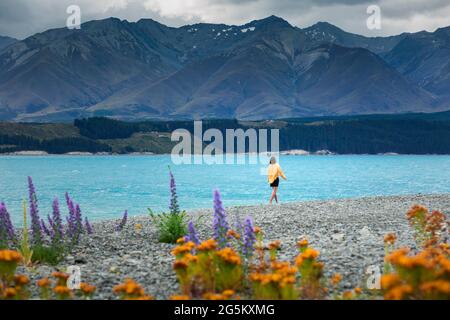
top-left (269, 187), bottom-right (276, 204)
top-left (274, 187), bottom-right (278, 203)
top-left (270, 187), bottom-right (279, 204)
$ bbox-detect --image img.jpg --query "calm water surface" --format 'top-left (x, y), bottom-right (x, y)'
top-left (1, 155), bottom-right (449, 223)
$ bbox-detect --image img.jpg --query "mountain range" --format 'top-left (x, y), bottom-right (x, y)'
top-left (0, 16), bottom-right (449, 121)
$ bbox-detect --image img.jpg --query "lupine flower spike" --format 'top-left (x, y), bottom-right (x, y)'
top-left (186, 221), bottom-right (200, 245)
top-left (116, 210), bottom-right (128, 232)
top-left (28, 176), bottom-right (42, 245)
top-left (213, 189), bottom-right (230, 249)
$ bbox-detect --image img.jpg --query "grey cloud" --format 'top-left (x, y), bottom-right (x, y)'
top-left (0, 0), bottom-right (449, 39)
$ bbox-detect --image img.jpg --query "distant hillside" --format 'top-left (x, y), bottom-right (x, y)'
top-left (0, 35), bottom-right (16, 51)
top-left (1, 113), bottom-right (450, 154)
top-left (0, 16), bottom-right (448, 121)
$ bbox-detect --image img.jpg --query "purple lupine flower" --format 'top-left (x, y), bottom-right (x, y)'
top-left (186, 221), bottom-right (200, 245)
top-left (234, 215), bottom-right (244, 237)
top-left (116, 210), bottom-right (128, 232)
top-left (74, 204), bottom-right (84, 234)
top-left (28, 176), bottom-right (42, 245)
top-left (213, 189), bottom-right (229, 248)
top-left (65, 193), bottom-right (77, 240)
top-left (243, 216), bottom-right (256, 259)
top-left (51, 197), bottom-right (64, 242)
top-left (85, 217), bottom-right (93, 235)
top-left (41, 219), bottom-right (51, 237)
top-left (169, 169), bottom-right (180, 214)
top-left (0, 202), bottom-right (16, 244)
top-left (47, 215), bottom-right (54, 230)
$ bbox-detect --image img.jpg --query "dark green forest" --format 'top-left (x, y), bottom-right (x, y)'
top-left (1, 111), bottom-right (450, 154)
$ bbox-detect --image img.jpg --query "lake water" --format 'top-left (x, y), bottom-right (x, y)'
top-left (1, 155), bottom-right (449, 224)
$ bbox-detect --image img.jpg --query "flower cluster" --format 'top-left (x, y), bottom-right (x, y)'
top-left (406, 205), bottom-right (446, 248)
top-left (113, 278), bottom-right (154, 300)
top-left (382, 244), bottom-right (450, 300)
top-left (0, 249), bottom-right (98, 300)
top-left (169, 169), bottom-right (180, 215)
top-left (381, 205), bottom-right (449, 300)
top-left (28, 176), bottom-right (43, 245)
top-left (0, 177), bottom-right (96, 265)
top-left (0, 203), bottom-right (16, 248)
top-left (172, 237), bottom-right (243, 297)
top-left (213, 190), bottom-right (230, 248)
top-left (249, 260), bottom-right (298, 300)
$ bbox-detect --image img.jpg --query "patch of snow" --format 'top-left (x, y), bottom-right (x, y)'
top-left (241, 27), bottom-right (256, 33)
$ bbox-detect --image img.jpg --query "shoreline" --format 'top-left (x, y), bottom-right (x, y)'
top-left (18, 194), bottom-right (450, 299)
top-left (2, 151), bottom-right (450, 156)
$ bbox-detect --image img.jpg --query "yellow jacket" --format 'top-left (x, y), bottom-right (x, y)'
top-left (267, 163), bottom-right (286, 184)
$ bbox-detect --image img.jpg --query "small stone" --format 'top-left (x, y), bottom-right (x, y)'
top-left (331, 233), bottom-right (345, 242)
top-left (109, 266), bottom-right (119, 273)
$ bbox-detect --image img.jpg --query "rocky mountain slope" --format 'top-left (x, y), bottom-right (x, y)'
top-left (0, 16), bottom-right (448, 121)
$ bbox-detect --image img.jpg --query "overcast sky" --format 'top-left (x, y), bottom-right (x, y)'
top-left (1, 0), bottom-right (450, 39)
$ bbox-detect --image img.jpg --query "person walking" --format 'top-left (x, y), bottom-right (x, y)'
top-left (267, 156), bottom-right (286, 204)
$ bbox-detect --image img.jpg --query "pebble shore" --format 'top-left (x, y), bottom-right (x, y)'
top-left (20, 194), bottom-right (449, 299)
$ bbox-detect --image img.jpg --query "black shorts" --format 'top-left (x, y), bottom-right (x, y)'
top-left (270, 178), bottom-right (279, 187)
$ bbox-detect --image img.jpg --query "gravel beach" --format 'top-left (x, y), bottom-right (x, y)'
top-left (19, 194), bottom-right (449, 299)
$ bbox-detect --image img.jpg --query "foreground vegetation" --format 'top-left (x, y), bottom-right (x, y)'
top-left (0, 171), bottom-right (448, 300)
top-left (2, 111), bottom-right (450, 154)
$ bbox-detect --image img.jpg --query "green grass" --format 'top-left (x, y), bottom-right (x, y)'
top-left (101, 132), bottom-right (176, 154)
top-left (149, 209), bottom-right (188, 244)
top-left (0, 122), bottom-right (80, 139)
top-left (31, 244), bottom-right (66, 266)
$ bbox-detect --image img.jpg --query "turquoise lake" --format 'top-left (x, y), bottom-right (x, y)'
top-left (1, 155), bottom-right (449, 224)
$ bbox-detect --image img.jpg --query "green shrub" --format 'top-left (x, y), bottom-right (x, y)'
top-left (149, 209), bottom-right (188, 244)
top-left (31, 244), bottom-right (65, 266)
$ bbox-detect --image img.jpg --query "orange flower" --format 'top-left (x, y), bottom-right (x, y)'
top-left (301, 248), bottom-right (320, 259)
top-left (406, 205), bottom-right (428, 220)
top-left (171, 242), bottom-right (195, 256)
top-left (215, 247), bottom-right (241, 265)
top-left (80, 283), bottom-right (96, 295)
top-left (297, 239), bottom-right (308, 248)
top-left (53, 285), bottom-right (72, 298)
top-left (170, 295), bottom-right (190, 300)
top-left (380, 274), bottom-right (401, 290)
top-left (3, 287), bottom-right (17, 298)
top-left (385, 248), bottom-right (410, 265)
top-left (331, 273), bottom-right (342, 286)
top-left (113, 279), bottom-right (145, 297)
top-left (384, 284), bottom-right (413, 300)
top-left (342, 291), bottom-right (353, 299)
top-left (0, 250), bottom-right (22, 263)
top-left (222, 290), bottom-right (235, 297)
top-left (203, 292), bottom-right (226, 300)
top-left (51, 271), bottom-right (69, 281)
top-left (354, 287), bottom-right (362, 295)
top-left (37, 277), bottom-right (51, 288)
top-left (268, 240), bottom-right (281, 250)
top-left (254, 227), bottom-right (262, 234)
top-left (420, 280), bottom-right (450, 295)
top-left (384, 233), bottom-right (397, 245)
top-left (197, 239), bottom-right (218, 251)
top-left (127, 295), bottom-right (154, 300)
top-left (176, 237), bottom-right (186, 244)
top-left (14, 274), bottom-right (30, 286)
top-left (226, 229), bottom-right (241, 240)
top-left (173, 260), bottom-right (189, 270)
